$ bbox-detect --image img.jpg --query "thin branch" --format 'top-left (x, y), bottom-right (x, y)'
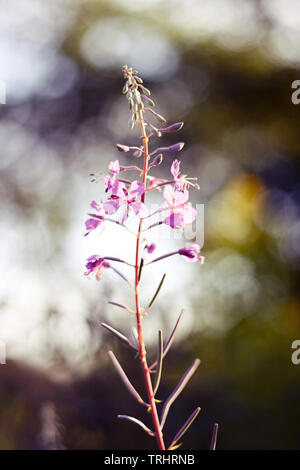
top-left (103, 256), bottom-right (135, 267)
top-left (153, 330), bottom-right (163, 396)
top-left (117, 415), bottom-right (155, 437)
top-left (160, 359), bottom-right (201, 429)
top-left (210, 423), bottom-right (219, 450)
top-left (144, 252), bottom-right (178, 266)
top-left (149, 309), bottom-right (185, 370)
top-left (168, 407), bottom-right (201, 449)
top-left (101, 323), bottom-right (138, 351)
top-left (108, 351), bottom-right (148, 407)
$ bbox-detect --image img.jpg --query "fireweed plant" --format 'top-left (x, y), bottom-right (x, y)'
top-left (84, 66), bottom-right (218, 450)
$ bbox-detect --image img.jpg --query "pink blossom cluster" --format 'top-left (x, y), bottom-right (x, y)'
top-left (84, 155), bottom-right (203, 277)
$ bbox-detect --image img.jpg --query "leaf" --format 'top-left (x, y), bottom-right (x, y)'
top-left (210, 423), bottom-right (219, 450)
top-left (147, 274), bottom-right (166, 310)
top-left (153, 330), bottom-right (163, 395)
top-left (101, 323), bottom-right (138, 351)
top-left (117, 415), bottom-right (155, 437)
top-left (168, 407), bottom-right (201, 449)
top-left (149, 309), bottom-right (185, 370)
top-left (169, 443), bottom-right (183, 451)
top-left (160, 359), bottom-right (201, 429)
top-left (138, 258), bottom-right (144, 283)
top-left (108, 351), bottom-right (148, 407)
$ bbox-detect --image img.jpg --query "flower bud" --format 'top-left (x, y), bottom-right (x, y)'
top-left (128, 117), bottom-right (135, 129)
top-left (168, 142), bottom-right (185, 152)
top-left (116, 144), bottom-right (130, 152)
top-left (149, 154), bottom-right (163, 168)
top-left (178, 245), bottom-right (201, 262)
top-left (160, 122), bottom-right (184, 133)
top-left (122, 82), bottom-right (129, 94)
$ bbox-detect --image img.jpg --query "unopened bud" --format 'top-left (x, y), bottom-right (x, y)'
top-left (122, 82), bottom-right (129, 94)
top-left (116, 144), bottom-right (130, 152)
top-left (128, 117), bottom-right (135, 129)
top-left (150, 154), bottom-right (163, 168)
top-left (168, 142), bottom-right (185, 152)
top-left (160, 122), bottom-right (184, 133)
top-left (140, 85), bottom-right (151, 96)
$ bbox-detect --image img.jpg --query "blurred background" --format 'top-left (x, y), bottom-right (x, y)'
top-left (0, 0), bottom-right (300, 450)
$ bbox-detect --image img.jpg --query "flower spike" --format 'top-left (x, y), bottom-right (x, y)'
top-left (83, 65), bottom-right (215, 451)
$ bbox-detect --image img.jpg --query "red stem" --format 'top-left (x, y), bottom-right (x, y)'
top-left (134, 108), bottom-right (165, 450)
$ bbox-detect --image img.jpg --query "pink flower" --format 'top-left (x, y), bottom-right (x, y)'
top-left (104, 160), bottom-right (121, 192)
top-left (105, 180), bottom-right (146, 223)
top-left (142, 239), bottom-right (156, 254)
top-left (170, 159), bottom-right (199, 192)
top-left (85, 201), bottom-right (105, 235)
top-left (178, 244), bottom-right (204, 263)
top-left (85, 255), bottom-right (110, 279)
top-left (109, 160), bottom-right (120, 176)
top-left (162, 185), bottom-right (196, 229)
top-left (171, 159), bottom-right (180, 178)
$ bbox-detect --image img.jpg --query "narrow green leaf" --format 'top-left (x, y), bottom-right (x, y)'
top-left (168, 407), bottom-right (201, 449)
top-left (108, 351), bottom-right (148, 407)
top-left (149, 309), bottom-right (185, 370)
top-left (160, 359), bottom-right (201, 429)
top-left (117, 415), bottom-right (154, 437)
top-left (101, 323), bottom-right (138, 351)
top-left (138, 258), bottom-right (144, 283)
top-left (210, 423), bottom-right (219, 450)
top-left (147, 274), bottom-right (166, 310)
top-left (153, 330), bottom-right (163, 395)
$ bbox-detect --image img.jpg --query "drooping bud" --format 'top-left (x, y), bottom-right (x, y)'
top-left (167, 142), bottom-right (185, 152)
top-left (146, 108), bottom-right (167, 123)
top-left (139, 85), bottom-right (151, 96)
top-left (133, 149), bottom-right (143, 158)
top-left (128, 116), bottom-right (135, 129)
top-left (128, 98), bottom-right (134, 110)
top-left (150, 142), bottom-right (185, 157)
top-left (116, 144), bottom-right (130, 152)
top-left (160, 122), bottom-right (184, 133)
top-left (178, 245), bottom-right (202, 263)
top-left (122, 82), bottom-right (129, 94)
top-left (142, 95), bottom-right (155, 107)
top-left (149, 154), bottom-right (163, 168)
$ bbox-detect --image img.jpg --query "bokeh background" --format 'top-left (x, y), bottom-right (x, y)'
top-left (1, 0), bottom-right (300, 450)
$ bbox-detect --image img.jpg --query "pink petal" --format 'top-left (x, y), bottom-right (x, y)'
top-left (109, 160), bottom-right (120, 176)
top-left (129, 180), bottom-right (145, 197)
top-left (130, 201), bottom-right (147, 217)
top-left (174, 189), bottom-right (189, 205)
top-left (182, 204), bottom-right (196, 223)
top-left (85, 219), bottom-right (101, 232)
top-left (163, 185), bottom-right (174, 206)
top-left (171, 159), bottom-right (180, 177)
top-left (164, 212), bottom-right (184, 229)
top-left (111, 180), bottom-right (126, 197)
top-left (103, 200), bottom-right (120, 215)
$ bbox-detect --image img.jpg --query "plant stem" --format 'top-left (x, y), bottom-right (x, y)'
top-left (134, 108), bottom-right (165, 450)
